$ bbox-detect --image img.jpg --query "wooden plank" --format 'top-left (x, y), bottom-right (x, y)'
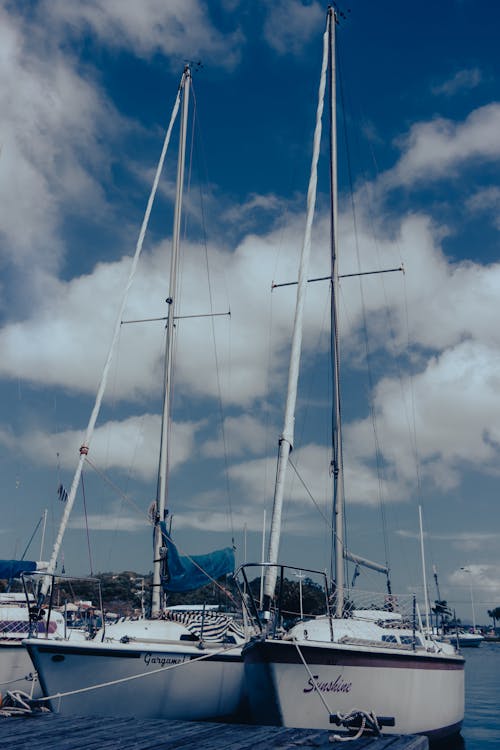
top-left (0, 714), bottom-right (429, 750)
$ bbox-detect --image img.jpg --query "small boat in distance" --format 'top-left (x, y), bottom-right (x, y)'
top-left (442, 630), bottom-right (484, 648)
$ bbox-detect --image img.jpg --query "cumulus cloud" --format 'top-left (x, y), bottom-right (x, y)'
top-left (40, 0), bottom-right (244, 69)
top-left (0, 7), bottom-right (120, 277)
top-left (0, 414), bottom-right (202, 480)
top-left (466, 186), bottom-right (500, 229)
top-left (2, 0), bottom-right (500, 569)
top-left (381, 103), bottom-right (500, 188)
top-left (202, 414), bottom-right (273, 458)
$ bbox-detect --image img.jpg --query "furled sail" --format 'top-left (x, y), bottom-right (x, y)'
top-left (160, 524), bottom-right (234, 592)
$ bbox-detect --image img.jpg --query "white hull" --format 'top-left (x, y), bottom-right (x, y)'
top-left (0, 599), bottom-right (68, 699)
top-left (244, 638), bottom-right (464, 739)
top-left (0, 641), bottom-right (40, 698)
top-left (25, 637), bottom-right (245, 720)
top-left (443, 632), bottom-right (484, 648)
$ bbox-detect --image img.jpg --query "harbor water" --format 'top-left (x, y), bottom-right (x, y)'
top-left (438, 640), bottom-right (499, 749)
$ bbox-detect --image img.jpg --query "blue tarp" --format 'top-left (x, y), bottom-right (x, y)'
top-left (0, 559), bottom-right (37, 579)
top-left (160, 523), bottom-right (234, 593)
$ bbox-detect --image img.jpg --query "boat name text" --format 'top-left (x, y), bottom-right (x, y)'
top-left (143, 653), bottom-right (188, 667)
top-left (304, 675), bottom-right (352, 694)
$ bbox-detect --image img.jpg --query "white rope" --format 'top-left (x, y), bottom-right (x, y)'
top-left (292, 637), bottom-right (333, 717)
top-left (0, 690), bottom-right (49, 717)
top-left (35, 642), bottom-right (239, 704)
top-left (329, 709), bottom-right (381, 742)
top-left (292, 638), bottom-right (382, 743)
top-left (42, 71), bottom-right (188, 596)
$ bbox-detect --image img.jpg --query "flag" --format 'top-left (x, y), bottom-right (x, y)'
top-left (57, 483), bottom-right (68, 502)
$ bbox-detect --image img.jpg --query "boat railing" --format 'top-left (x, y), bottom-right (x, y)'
top-left (235, 564), bottom-right (426, 642)
top-left (234, 563), bottom-right (332, 636)
top-left (21, 571), bottom-right (105, 641)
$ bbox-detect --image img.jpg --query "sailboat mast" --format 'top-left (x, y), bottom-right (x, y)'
top-left (418, 505), bottom-right (431, 631)
top-left (151, 66), bottom-right (191, 615)
top-left (327, 9), bottom-right (345, 617)
top-left (262, 14), bottom-right (331, 620)
top-left (39, 84), bottom-right (185, 601)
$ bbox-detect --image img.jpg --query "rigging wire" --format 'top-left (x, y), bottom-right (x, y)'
top-left (80, 471), bottom-right (93, 576)
top-left (356, 98), bottom-right (432, 592)
top-left (84, 456), bottom-right (151, 523)
top-left (189, 80), bottom-right (235, 546)
top-left (336, 36), bottom-right (392, 587)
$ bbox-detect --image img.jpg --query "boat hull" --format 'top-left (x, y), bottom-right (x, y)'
top-left (243, 638), bottom-right (464, 739)
top-left (25, 638), bottom-right (246, 720)
top-left (0, 641), bottom-right (41, 698)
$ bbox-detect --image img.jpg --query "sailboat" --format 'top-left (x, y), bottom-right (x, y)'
top-left (0, 558), bottom-right (67, 699)
top-left (237, 8), bottom-right (464, 740)
top-left (24, 65), bottom-right (247, 720)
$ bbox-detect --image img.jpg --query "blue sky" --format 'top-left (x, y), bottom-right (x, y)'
top-left (0, 0), bottom-right (499, 624)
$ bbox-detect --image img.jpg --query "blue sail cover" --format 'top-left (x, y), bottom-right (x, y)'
top-left (160, 524), bottom-right (234, 593)
top-left (0, 559), bottom-right (38, 579)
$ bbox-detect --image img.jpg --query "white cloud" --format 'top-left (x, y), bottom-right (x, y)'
top-left (0, 198), bottom-right (339, 407)
top-left (40, 0), bottom-right (244, 70)
top-left (466, 186), bottom-right (500, 229)
top-left (431, 68), bottom-right (482, 97)
top-left (69, 511), bottom-right (147, 533)
top-left (229, 443), bottom-right (332, 515)
top-left (381, 103), bottom-right (500, 188)
top-left (0, 5), bottom-right (127, 316)
top-left (263, 0), bottom-right (324, 56)
top-left (0, 414), bottom-right (202, 480)
top-left (202, 414), bottom-right (273, 458)
top-left (221, 193), bottom-right (287, 231)
top-left (345, 339), bottom-right (500, 496)
top-left (448, 565), bottom-right (500, 606)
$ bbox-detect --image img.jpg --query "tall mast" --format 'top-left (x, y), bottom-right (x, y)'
top-left (39, 72), bottom-right (185, 601)
top-left (151, 66), bottom-right (191, 615)
top-left (262, 14), bottom-right (331, 620)
top-left (327, 8), bottom-right (345, 617)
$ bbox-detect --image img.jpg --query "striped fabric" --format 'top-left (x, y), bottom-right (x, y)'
top-left (165, 610), bottom-right (244, 642)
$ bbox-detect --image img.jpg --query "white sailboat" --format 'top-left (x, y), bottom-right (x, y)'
top-left (0, 558), bottom-right (67, 700)
top-left (238, 8), bottom-right (464, 740)
top-left (24, 65), bottom-right (247, 721)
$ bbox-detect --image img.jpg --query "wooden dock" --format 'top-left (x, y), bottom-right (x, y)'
top-left (0, 713), bottom-right (428, 749)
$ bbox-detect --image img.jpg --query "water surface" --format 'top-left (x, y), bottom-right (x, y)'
top-left (434, 641), bottom-right (499, 749)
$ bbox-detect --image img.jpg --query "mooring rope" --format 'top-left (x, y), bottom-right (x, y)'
top-left (329, 709), bottom-right (381, 742)
top-left (292, 638), bottom-right (333, 717)
top-left (292, 638), bottom-right (382, 743)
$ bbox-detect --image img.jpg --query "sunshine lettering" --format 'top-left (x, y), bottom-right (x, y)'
top-left (303, 675), bottom-right (352, 694)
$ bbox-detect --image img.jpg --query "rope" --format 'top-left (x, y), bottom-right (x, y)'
top-left (291, 638), bottom-right (382, 744)
top-left (292, 638), bottom-right (333, 717)
top-left (34, 641), bottom-right (240, 706)
top-left (0, 674), bottom-right (35, 688)
top-left (329, 709), bottom-right (381, 742)
top-left (0, 690), bottom-right (49, 717)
